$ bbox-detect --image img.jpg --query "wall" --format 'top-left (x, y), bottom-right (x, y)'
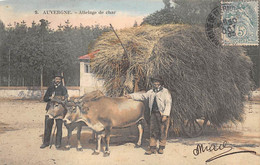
top-left (0, 60), bottom-right (106, 99)
top-left (79, 61), bottom-right (105, 95)
top-left (0, 87), bottom-right (80, 99)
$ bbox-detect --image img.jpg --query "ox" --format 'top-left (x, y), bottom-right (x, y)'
top-left (63, 93), bottom-right (145, 156)
top-left (63, 90), bottom-right (105, 151)
top-left (47, 97), bottom-right (86, 150)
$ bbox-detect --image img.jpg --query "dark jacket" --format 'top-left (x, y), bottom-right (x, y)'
top-left (44, 83), bottom-right (68, 110)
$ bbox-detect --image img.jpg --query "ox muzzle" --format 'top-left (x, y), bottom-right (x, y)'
top-left (63, 105), bottom-right (81, 126)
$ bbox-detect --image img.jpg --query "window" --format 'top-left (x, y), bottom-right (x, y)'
top-left (85, 63), bottom-right (91, 73)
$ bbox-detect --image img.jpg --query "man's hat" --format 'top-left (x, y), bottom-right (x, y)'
top-left (53, 72), bottom-right (63, 79)
top-left (150, 75), bottom-right (164, 85)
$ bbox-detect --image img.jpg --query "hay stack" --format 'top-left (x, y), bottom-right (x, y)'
top-left (90, 24), bottom-right (252, 126)
top-left (91, 24), bottom-right (189, 96)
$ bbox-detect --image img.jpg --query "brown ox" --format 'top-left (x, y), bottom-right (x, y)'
top-left (63, 93), bottom-right (145, 156)
top-left (47, 97), bottom-right (87, 151)
top-left (63, 90), bottom-right (105, 151)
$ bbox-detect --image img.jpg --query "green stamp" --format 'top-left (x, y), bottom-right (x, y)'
top-left (221, 1), bottom-right (259, 46)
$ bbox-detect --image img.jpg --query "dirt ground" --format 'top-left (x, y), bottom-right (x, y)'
top-left (0, 98), bottom-right (260, 165)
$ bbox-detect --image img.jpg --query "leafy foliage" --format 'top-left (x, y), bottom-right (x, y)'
top-left (142, 0), bottom-right (220, 25)
top-left (141, 8), bottom-right (182, 25)
top-left (173, 0), bottom-right (220, 25)
top-left (0, 19), bottom-right (109, 86)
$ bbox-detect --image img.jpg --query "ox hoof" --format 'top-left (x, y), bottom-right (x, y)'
top-left (89, 139), bottom-right (96, 144)
top-left (92, 151), bottom-right (100, 155)
top-left (65, 145), bottom-right (71, 150)
top-left (135, 144), bottom-right (141, 148)
top-left (77, 147), bottom-right (83, 152)
top-left (103, 152), bottom-right (110, 157)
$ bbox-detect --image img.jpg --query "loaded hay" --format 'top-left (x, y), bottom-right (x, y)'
top-left (90, 24), bottom-right (253, 127)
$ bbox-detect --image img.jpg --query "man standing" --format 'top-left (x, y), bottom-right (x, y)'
top-left (40, 74), bottom-right (68, 149)
top-left (125, 76), bottom-right (172, 154)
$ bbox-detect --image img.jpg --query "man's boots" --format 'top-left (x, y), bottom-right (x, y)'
top-left (40, 116), bottom-right (54, 149)
top-left (158, 146), bottom-right (165, 154)
top-left (145, 146), bottom-right (157, 155)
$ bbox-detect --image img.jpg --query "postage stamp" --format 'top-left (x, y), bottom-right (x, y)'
top-left (221, 1), bottom-right (259, 46)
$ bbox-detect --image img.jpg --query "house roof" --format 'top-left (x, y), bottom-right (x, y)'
top-left (78, 50), bottom-right (100, 60)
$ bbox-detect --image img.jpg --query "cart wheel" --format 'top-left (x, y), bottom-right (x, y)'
top-left (181, 119), bottom-right (205, 138)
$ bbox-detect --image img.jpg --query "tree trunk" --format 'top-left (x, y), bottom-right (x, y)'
top-left (41, 67), bottom-right (44, 99)
top-left (61, 72), bottom-right (65, 86)
top-left (8, 49), bottom-right (10, 87)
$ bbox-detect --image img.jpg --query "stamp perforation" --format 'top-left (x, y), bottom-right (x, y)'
top-left (221, 0), bottom-right (259, 46)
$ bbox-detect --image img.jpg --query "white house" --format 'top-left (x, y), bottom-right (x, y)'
top-left (78, 50), bottom-right (105, 95)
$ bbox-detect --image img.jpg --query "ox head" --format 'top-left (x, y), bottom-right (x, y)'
top-left (48, 97), bottom-right (67, 118)
top-left (63, 91), bottom-right (103, 126)
top-left (63, 99), bottom-right (86, 126)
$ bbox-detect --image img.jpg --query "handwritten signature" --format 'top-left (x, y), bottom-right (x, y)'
top-left (193, 141), bottom-right (256, 163)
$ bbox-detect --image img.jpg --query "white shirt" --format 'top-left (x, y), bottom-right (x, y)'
top-left (130, 87), bottom-right (172, 116)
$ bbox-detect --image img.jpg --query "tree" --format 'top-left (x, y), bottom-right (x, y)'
top-left (133, 21), bottom-right (138, 27)
top-left (0, 19), bottom-right (110, 86)
top-left (141, 0), bottom-right (220, 25)
top-left (141, 8), bottom-right (182, 25)
top-left (163, 0), bottom-right (171, 9)
top-left (172, 0), bottom-right (220, 25)
top-left (0, 20), bottom-right (6, 85)
top-left (0, 20), bottom-right (5, 46)
top-left (2, 20), bottom-right (29, 86)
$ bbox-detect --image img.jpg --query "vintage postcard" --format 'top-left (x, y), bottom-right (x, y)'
top-left (0, 0), bottom-right (259, 165)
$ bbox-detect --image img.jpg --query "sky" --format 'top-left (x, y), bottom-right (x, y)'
top-left (0, 0), bottom-right (165, 29)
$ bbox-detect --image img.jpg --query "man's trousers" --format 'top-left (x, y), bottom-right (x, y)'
top-left (149, 111), bottom-right (170, 148)
top-left (42, 115), bottom-right (63, 145)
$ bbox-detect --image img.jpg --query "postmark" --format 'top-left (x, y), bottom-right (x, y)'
top-left (221, 1), bottom-right (259, 46)
top-left (205, 6), bottom-right (222, 47)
